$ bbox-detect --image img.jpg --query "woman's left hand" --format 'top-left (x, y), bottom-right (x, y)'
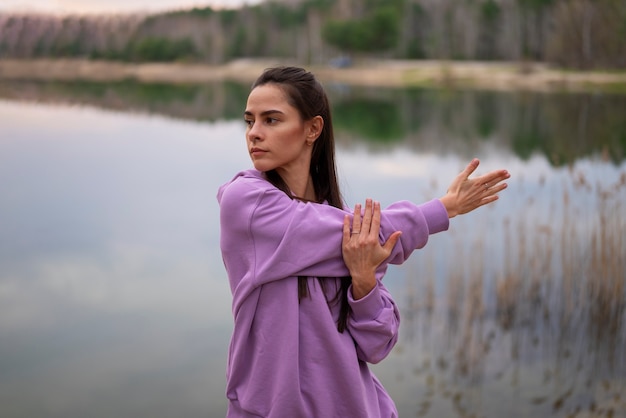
top-left (439, 158), bottom-right (510, 218)
top-left (342, 199), bottom-right (402, 300)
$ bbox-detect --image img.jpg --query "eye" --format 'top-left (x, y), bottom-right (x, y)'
top-left (244, 119), bottom-right (254, 127)
top-left (265, 117), bottom-right (278, 125)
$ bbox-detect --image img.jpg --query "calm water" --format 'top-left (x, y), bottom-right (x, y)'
top-left (1, 81), bottom-right (625, 417)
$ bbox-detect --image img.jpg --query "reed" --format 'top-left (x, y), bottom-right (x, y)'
top-left (399, 165), bottom-right (626, 417)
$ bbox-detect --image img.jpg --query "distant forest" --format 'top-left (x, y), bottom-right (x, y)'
top-left (1, 0), bottom-right (625, 69)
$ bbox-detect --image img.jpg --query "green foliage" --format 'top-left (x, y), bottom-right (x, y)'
top-left (404, 3), bottom-right (427, 59)
top-left (251, 26), bottom-right (269, 57)
top-left (3, 0), bottom-right (626, 68)
top-left (33, 40), bottom-right (46, 57)
top-left (481, 0), bottom-right (501, 22)
top-left (156, 6), bottom-right (214, 18)
top-left (510, 99), bottom-right (547, 161)
top-left (302, 0), bottom-right (334, 13)
top-left (145, 6), bottom-right (216, 19)
top-left (517, 0), bottom-right (554, 11)
top-left (127, 82), bottom-right (198, 103)
top-left (474, 93), bottom-right (498, 138)
top-left (188, 7), bottom-right (215, 17)
top-left (410, 2), bottom-right (425, 20)
top-left (38, 80), bottom-right (198, 104)
top-left (368, 7), bottom-right (401, 50)
top-left (406, 42), bottom-right (425, 59)
top-left (364, 0), bottom-right (404, 12)
top-left (127, 37), bottom-right (198, 62)
top-left (50, 39), bottom-right (85, 57)
top-left (322, 7), bottom-right (400, 53)
top-left (219, 9), bottom-right (238, 26)
top-left (478, 0), bottom-right (502, 60)
top-left (90, 49), bottom-right (126, 61)
top-left (267, 2), bottom-right (307, 27)
top-left (222, 81), bottom-right (252, 119)
top-left (322, 20), bottom-right (356, 51)
top-left (227, 27), bottom-right (247, 59)
top-left (333, 97), bottom-right (404, 142)
top-left (58, 41), bottom-right (80, 56)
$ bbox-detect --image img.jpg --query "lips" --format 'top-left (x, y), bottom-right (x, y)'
top-left (250, 147), bottom-right (267, 156)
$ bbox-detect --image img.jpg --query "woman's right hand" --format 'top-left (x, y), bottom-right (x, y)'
top-left (342, 199), bottom-right (402, 300)
top-left (439, 158), bottom-right (510, 218)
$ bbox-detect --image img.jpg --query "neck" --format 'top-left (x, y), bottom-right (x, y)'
top-left (279, 169), bottom-right (316, 202)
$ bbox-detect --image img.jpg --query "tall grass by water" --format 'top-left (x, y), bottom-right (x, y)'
top-left (396, 163), bottom-right (625, 417)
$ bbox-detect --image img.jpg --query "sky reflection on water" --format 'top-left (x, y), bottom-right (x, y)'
top-left (0, 98), bottom-right (624, 418)
top-left (1, 101), bottom-right (238, 417)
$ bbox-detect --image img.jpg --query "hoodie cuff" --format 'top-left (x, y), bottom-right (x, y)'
top-left (421, 199), bottom-right (450, 234)
top-left (348, 284), bottom-right (384, 322)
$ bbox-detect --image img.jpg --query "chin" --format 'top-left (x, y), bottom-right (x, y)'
top-left (252, 162), bottom-right (275, 172)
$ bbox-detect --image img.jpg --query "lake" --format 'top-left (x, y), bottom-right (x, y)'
top-left (0, 80), bottom-right (624, 417)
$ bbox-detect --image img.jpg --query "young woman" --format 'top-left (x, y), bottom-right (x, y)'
top-left (217, 66), bottom-right (509, 417)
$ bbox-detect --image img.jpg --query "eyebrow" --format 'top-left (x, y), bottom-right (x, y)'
top-left (244, 109), bottom-right (285, 117)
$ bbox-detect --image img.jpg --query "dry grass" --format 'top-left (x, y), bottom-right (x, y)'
top-left (400, 166), bottom-right (626, 417)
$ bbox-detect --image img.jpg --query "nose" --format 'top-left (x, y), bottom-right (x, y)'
top-left (247, 122), bottom-right (262, 143)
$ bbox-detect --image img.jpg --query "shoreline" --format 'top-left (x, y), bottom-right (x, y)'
top-left (1, 58), bottom-right (626, 92)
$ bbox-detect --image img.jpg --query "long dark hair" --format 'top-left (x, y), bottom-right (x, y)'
top-left (251, 66), bottom-right (351, 332)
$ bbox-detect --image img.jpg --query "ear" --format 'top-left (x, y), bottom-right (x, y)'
top-left (306, 115), bottom-right (324, 144)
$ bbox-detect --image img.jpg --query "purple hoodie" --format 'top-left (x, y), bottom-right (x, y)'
top-left (217, 169), bottom-right (449, 417)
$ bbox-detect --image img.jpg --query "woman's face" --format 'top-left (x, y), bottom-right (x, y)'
top-left (244, 84), bottom-right (320, 178)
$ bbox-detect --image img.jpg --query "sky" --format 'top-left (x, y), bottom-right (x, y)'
top-left (0, 0), bottom-right (261, 15)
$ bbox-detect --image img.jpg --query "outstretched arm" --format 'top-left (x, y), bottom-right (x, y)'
top-left (439, 158), bottom-right (510, 218)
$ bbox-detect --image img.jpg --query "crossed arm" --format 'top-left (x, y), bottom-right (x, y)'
top-left (343, 158), bottom-right (510, 299)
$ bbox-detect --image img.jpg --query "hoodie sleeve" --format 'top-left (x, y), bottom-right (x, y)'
top-left (219, 175), bottom-right (349, 293)
top-left (218, 172), bottom-right (449, 300)
top-left (346, 281), bottom-right (400, 364)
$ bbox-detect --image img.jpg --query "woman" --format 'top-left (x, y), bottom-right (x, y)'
top-left (217, 66), bottom-right (509, 417)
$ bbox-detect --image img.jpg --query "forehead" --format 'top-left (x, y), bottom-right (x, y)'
top-left (245, 84), bottom-right (295, 114)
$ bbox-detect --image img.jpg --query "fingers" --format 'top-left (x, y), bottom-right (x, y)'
top-left (342, 214), bottom-right (351, 246)
top-left (460, 158), bottom-right (480, 179)
top-left (356, 199), bottom-right (379, 237)
top-left (344, 199), bottom-right (401, 270)
top-left (352, 203), bottom-right (362, 234)
top-left (350, 199), bottom-right (374, 235)
top-left (350, 199), bottom-right (400, 246)
top-left (348, 199), bottom-right (380, 239)
top-left (362, 199), bottom-right (373, 235)
top-left (461, 160), bottom-right (510, 189)
top-left (478, 169), bottom-right (510, 189)
top-left (383, 231), bottom-right (402, 253)
top-left (475, 194), bottom-right (499, 210)
top-left (371, 200), bottom-right (381, 237)
top-left (488, 182), bottom-right (508, 195)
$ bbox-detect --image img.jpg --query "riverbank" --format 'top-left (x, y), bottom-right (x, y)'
top-left (1, 58), bottom-right (626, 92)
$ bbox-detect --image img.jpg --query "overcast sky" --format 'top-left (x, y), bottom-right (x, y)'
top-left (0, 0), bottom-right (261, 15)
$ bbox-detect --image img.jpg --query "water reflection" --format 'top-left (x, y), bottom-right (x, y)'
top-left (0, 82), bottom-right (624, 418)
top-left (1, 80), bottom-right (624, 165)
top-left (0, 102), bottom-right (241, 417)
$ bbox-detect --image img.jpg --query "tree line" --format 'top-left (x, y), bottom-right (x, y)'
top-left (0, 0), bottom-right (625, 69)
